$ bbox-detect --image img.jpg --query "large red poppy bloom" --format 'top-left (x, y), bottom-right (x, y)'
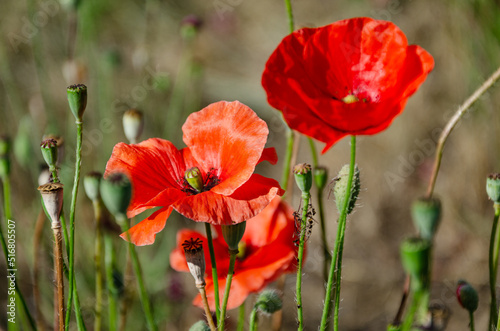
top-left (170, 197), bottom-right (298, 310)
top-left (105, 101), bottom-right (284, 246)
top-left (262, 17), bottom-right (434, 153)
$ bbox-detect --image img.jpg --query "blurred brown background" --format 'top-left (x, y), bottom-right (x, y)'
top-left (1, 0), bottom-right (500, 329)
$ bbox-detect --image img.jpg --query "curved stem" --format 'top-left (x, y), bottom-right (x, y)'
top-left (490, 204), bottom-right (500, 329)
top-left (237, 301), bottom-right (245, 331)
top-left (426, 66), bottom-right (500, 198)
top-left (249, 307), bottom-right (258, 331)
top-left (296, 192), bottom-right (311, 330)
top-left (199, 286), bottom-right (217, 331)
top-left (283, 0), bottom-right (294, 33)
top-left (320, 136), bottom-right (356, 330)
top-left (205, 223), bottom-right (221, 321)
top-left (219, 250), bottom-right (237, 331)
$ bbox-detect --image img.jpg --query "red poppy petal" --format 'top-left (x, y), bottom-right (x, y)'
top-left (172, 174), bottom-right (283, 225)
top-left (182, 101), bottom-right (269, 196)
top-left (120, 207), bottom-right (172, 246)
top-left (257, 147), bottom-right (278, 165)
top-left (398, 45), bottom-right (435, 99)
top-left (105, 138), bottom-right (186, 214)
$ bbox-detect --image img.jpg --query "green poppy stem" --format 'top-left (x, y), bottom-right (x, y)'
top-left (92, 200), bottom-right (104, 331)
top-left (401, 290), bottom-right (423, 331)
top-left (205, 223), bottom-right (221, 321)
top-left (104, 234), bottom-right (118, 331)
top-left (307, 138), bottom-right (318, 168)
top-left (490, 203), bottom-right (500, 329)
top-left (237, 302), bottom-right (245, 331)
top-left (281, 128), bottom-right (295, 192)
top-left (249, 306), bottom-right (259, 331)
top-left (219, 250), bottom-right (237, 331)
top-left (283, 0), bottom-right (294, 33)
top-left (470, 310), bottom-right (475, 331)
top-left (317, 186), bottom-right (330, 285)
top-left (320, 136), bottom-right (356, 331)
top-left (296, 191), bottom-right (311, 331)
top-left (199, 286), bottom-right (217, 331)
top-left (118, 215), bottom-right (157, 331)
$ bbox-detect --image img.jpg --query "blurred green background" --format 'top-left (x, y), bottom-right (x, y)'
top-left (1, 0), bottom-right (500, 329)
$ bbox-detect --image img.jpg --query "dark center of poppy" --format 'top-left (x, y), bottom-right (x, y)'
top-left (181, 167), bottom-right (220, 195)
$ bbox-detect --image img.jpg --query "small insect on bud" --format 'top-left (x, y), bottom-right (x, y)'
top-left (333, 164), bottom-right (360, 215)
top-left (400, 237), bottom-right (431, 291)
top-left (100, 173), bottom-right (132, 220)
top-left (182, 238), bottom-right (206, 288)
top-left (254, 290), bottom-right (283, 315)
top-left (185, 167), bottom-right (204, 193)
top-left (67, 84), bottom-right (87, 121)
top-left (38, 182), bottom-right (64, 229)
top-left (314, 166), bottom-right (328, 191)
top-left (411, 197), bottom-right (442, 241)
top-left (486, 173), bottom-right (500, 203)
top-left (123, 109), bottom-right (144, 144)
top-left (189, 321), bottom-right (210, 331)
top-left (84, 171), bottom-right (102, 202)
top-left (456, 280), bottom-right (478, 313)
top-left (294, 163), bottom-right (312, 194)
top-left (40, 138), bottom-right (58, 170)
top-left (221, 221), bottom-right (246, 253)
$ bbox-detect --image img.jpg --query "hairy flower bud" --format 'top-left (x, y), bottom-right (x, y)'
top-left (411, 197), bottom-right (442, 240)
top-left (456, 280), bottom-right (478, 313)
top-left (294, 163), bottom-right (312, 194)
top-left (123, 109), bottom-right (144, 144)
top-left (182, 238), bottom-right (206, 288)
top-left (254, 289), bottom-right (283, 315)
top-left (334, 164), bottom-right (360, 215)
top-left (221, 221), bottom-right (246, 253)
top-left (100, 173), bottom-right (132, 219)
top-left (38, 182), bottom-right (64, 228)
top-left (84, 171), bottom-right (102, 202)
top-left (487, 173), bottom-right (500, 203)
top-left (189, 321), bottom-right (210, 331)
top-left (67, 84), bottom-right (87, 121)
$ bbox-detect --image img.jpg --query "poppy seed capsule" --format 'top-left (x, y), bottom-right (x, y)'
top-left (334, 164), bottom-right (360, 215)
top-left (185, 167), bottom-right (204, 192)
top-left (123, 109), bottom-right (144, 144)
top-left (67, 84), bottom-right (87, 121)
top-left (294, 163), bottom-right (312, 193)
top-left (189, 321), bottom-right (210, 331)
top-left (255, 289), bottom-right (282, 315)
top-left (411, 197), bottom-right (442, 240)
top-left (314, 166), bottom-right (328, 190)
top-left (486, 173), bottom-right (500, 203)
top-left (182, 238), bottom-right (206, 287)
top-left (221, 221), bottom-right (246, 253)
top-left (100, 173), bottom-right (132, 220)
top-left (43, 135), bottom-right (64, 165)
top-left (400, 237), bottom-right (431, 291)
top-left (456, 280), bottom-right (478, 313)
top-left (38, 182), bottom-right (64, 228)
top-left (40, 139), bottom-right (58, 170)
top-left (84, 171), bottom-right (102, 202)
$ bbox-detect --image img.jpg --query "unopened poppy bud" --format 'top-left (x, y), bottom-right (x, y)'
top-left (334, 164), bottom-right (360, 215)
top-left (456, 280), bottom-right (478, 313)
top-left (254, 289), bottom-right (282, 315)
top-left (182, 238), bottom-right (206, 288)
top-left (67, 84), bottom-right (87, 121)
top-left (486, 173), bottom-right (500, 203)
top-left (185, 167), bottom-right (204, 192)
top-left (294, 163), bottom-right (312, 194)
top-left (0, 136), bottom-right (10, 157)
top-left (221, 221), bottom-right (246, 253)
top-left (84, 171), bottom-right (102, 202)
top-left (314, 166), bottom-right (328, 190)
top-left (100, 173), bottom-right (132, 220)
top-left (38, 182), bottom-right (64, 228)
top-left (411, 197), bottom-right (442, 240)
top-left (123, 109), bottom-right (144, 144)
top-left (400, 237), bottom-right (431, 291)
top-left (40, 138), bottom-right (58, 170)
top-left (189, 321), bottom-right (210, 331)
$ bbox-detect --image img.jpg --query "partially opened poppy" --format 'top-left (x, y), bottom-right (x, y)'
top-left (170, 197), bottom-right (298, 310)
top-left (262, 17), bottom-right (434, 153)
top-left (105, 101), bottom-right (284, 246)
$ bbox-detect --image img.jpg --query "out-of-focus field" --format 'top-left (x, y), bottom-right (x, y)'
top-left (1, 0), bottom-right (500, 329)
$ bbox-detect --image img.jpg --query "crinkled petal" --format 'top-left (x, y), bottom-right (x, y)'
top-left (182, 101), bottom-right (269, 196)
top-left (257, 147), bottom-right (278, 165)
top-left (120, 207), bottom-right (172, 246)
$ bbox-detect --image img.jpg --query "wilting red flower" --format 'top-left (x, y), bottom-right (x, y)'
top-left (262, 17), bottom-right (434, 153)
top-left (170, 197), bottom-right (298, 310)
top-left (105, 101), bottom-right (284, 246)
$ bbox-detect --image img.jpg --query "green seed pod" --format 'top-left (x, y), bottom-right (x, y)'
top-left (334, 164), bottom-right (360, 215)
top-left (456, 280), bottom-right (478, 313)
top-left (84, 171), bottom-right (102, 202)
top-left (100, 173), bottom-right (132, 220)
top-left (400, 237), bottom-right (431, 291)
top-left (67, 84), bottom-right (87, 121)
top-left (255, 289), bottom-right (283, 315)
top-left (221, 221), bottom-right (246, 252)
top-left (123, 109), bottom-right (144, 144)
top-left (314, 166), bottom-right (328, 191)
top-left (189, 321), bottom-right (210, 331)
top-left (486, 173), bottom-right (500, 203)
top-left (294, 163), bottom-right (312, 194)
top-left (411, 197), bottom-right (442, 240)
top-left (185, 167), bottom-right (204, 192)
top-left (40, 139), bottom-right (58, 170)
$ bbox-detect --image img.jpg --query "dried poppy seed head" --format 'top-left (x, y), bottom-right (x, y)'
top-left (123, 109), bottom-right (144, 144)
top-left (182, 238), bottom-right (206, 288)
top-left (67, 84), bottom-right (87, 121)
top-left (487, 173), bottom-right (500, 203)
top-left (38, 182), bottom-right (64, 228)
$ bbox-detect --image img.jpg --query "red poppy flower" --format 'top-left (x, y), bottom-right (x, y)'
top-left (170, 197), bottom-right (298, 310)
top-left (105, 101), bottom-right (284, 246)
top-left (262, 17), bottom-right (434, 153)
